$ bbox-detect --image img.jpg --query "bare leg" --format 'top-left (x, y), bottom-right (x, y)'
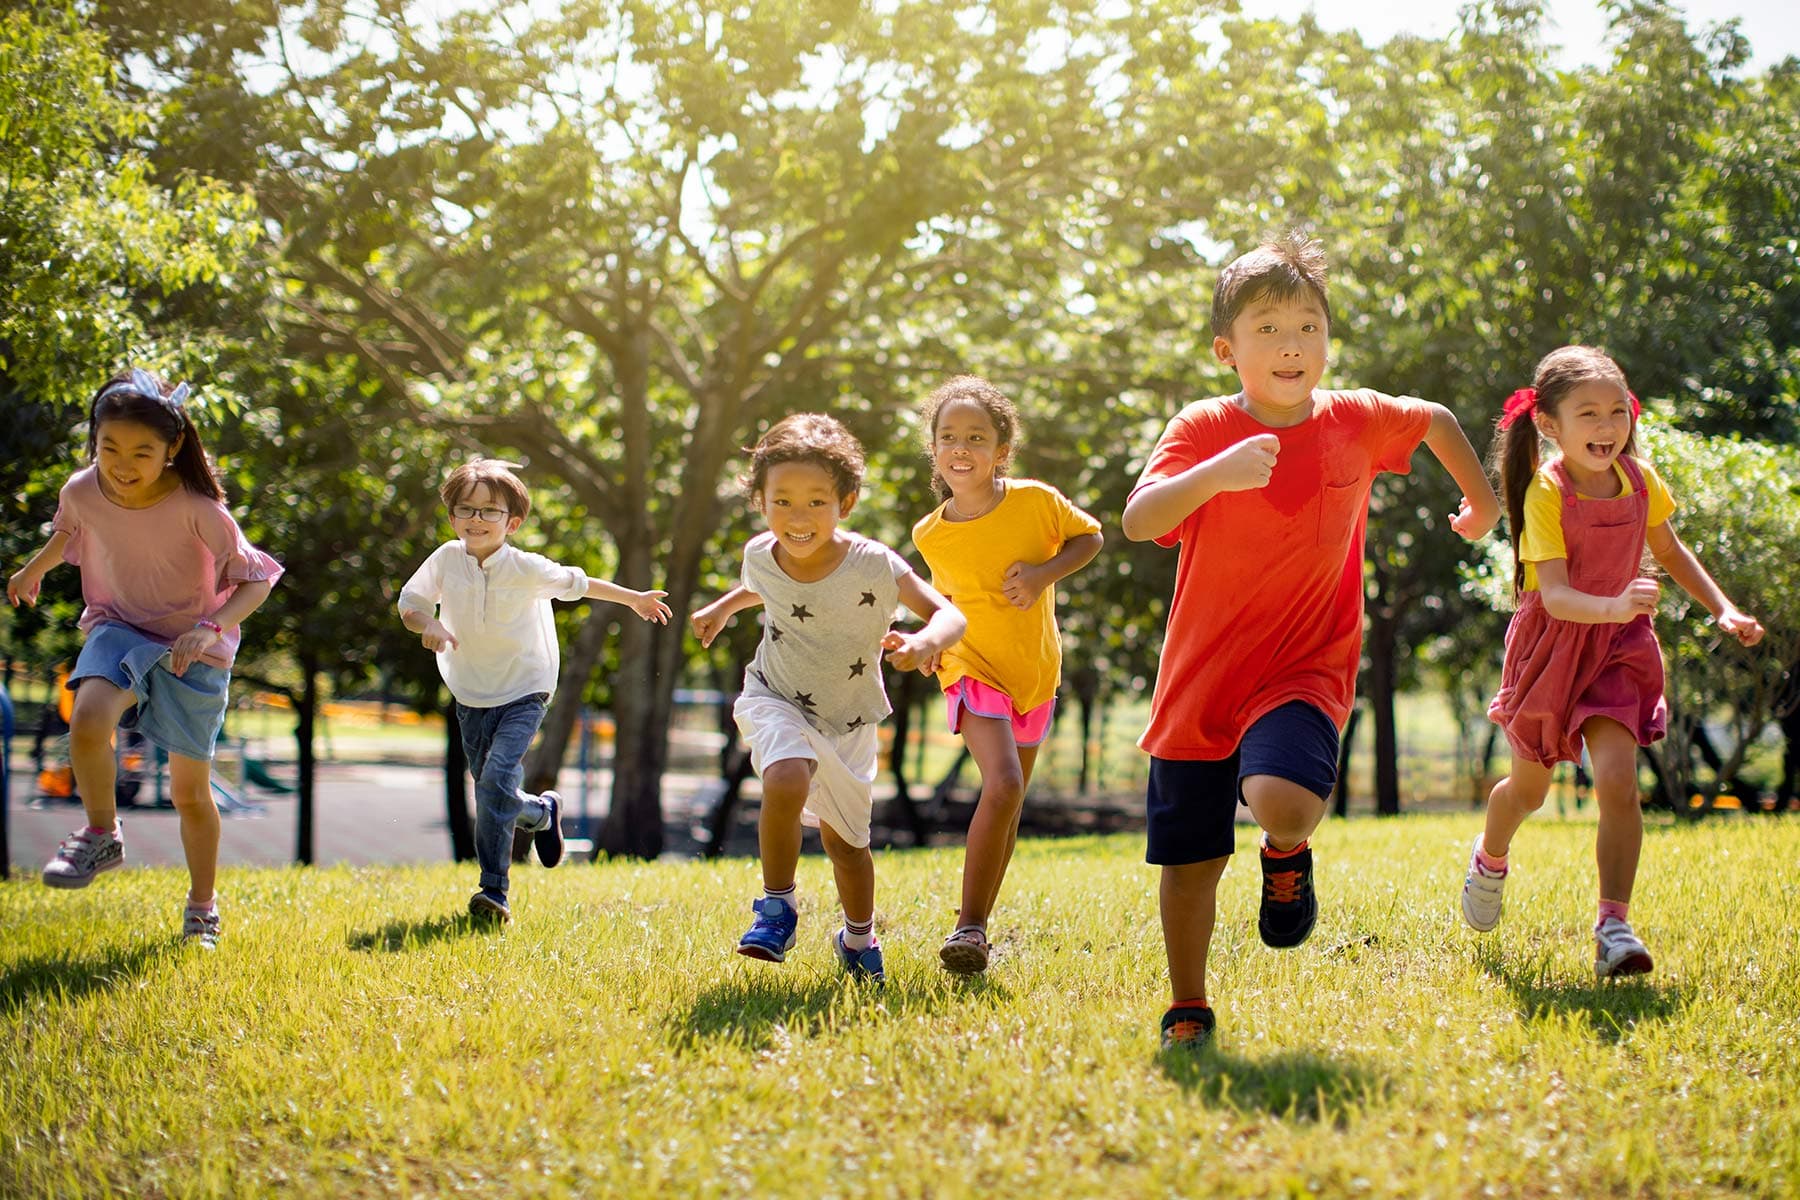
top-left (66, 680), bottom-right (137, 830)
top-left (756, 758), bottom-right (814, 892)
top-left (1241, 774), bottom-right (1327, 850)
top-left (819, 822), bottom-right (875, 926)
top-left (955, 715), bottom-right (1037, 929)
top-left (167, 753), bottom-right (221, 904)
top-left (1161, 858), bottom-right (1229, 1005)
top-left (1481, 752), bottom-right (1557, 859)
top-left (1584, 718), bottom-right (1642, 904)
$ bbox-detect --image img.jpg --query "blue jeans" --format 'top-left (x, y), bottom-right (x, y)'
top-left (456, 694), bottom-right (552, 893)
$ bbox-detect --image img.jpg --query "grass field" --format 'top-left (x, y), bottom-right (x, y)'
top-left (4, 813), bottom-right (1797, 1197)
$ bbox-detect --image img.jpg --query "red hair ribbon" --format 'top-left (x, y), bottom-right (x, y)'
top-left (1627, 390), bottom-right (1642, 418)
top-left (1498, 387), bottom-right (1537, 430)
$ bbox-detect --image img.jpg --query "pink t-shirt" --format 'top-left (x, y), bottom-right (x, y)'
top-left (52, 466), bottom-right (284, 669)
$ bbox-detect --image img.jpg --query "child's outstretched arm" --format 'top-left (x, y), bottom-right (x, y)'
top-left (400, 605), bottom-right (458, 653)
top-left (1121, 435), bottom-right (1280, 542)
top-left (1647, 520), bottom-right (1765, 646)
top-left (690, 585), bottom-right (763, 648)
top-left (586, 578), bottom-right (672, 624)
top-left (169, 579), bottom-right (275, 675)
top-left (7, 530), bottom-right (70, 607)
top-left (1001, 530), bottom-right (1104, 610)
top-left (1421, 404), bottom-right (1501, 541)
top-left (884, 572), bottom-right (966, 674)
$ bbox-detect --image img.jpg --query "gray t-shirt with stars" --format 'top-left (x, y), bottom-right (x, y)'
top-left (740, 530), bottom-right (912, 737)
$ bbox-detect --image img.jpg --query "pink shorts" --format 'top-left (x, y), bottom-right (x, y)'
top-left (944, 677), bottom-right (1055, 747)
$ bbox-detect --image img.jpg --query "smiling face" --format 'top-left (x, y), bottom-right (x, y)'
top-left (448, 481), bottom-right (523, 563)
top-left (930, 397), bottom-right (1009, 505)
top-left (94, 418), bottom-right (179, 506)
top-left (1538, 380), bottom-right (1634, 482)
top-left (1214, 295), bottom-right (1330, 425)
top-left (758, 460), bottom-right (855, 575)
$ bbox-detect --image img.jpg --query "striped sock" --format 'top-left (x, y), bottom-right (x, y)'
top-left (842, 915), bottom-right (875, 951)
top-left (764, 884), bottom-right (797, 913)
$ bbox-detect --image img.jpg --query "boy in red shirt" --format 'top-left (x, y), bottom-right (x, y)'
top-left (1122, 232), bottom-right (1500, 1050)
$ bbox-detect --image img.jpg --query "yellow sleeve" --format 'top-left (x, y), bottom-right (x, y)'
top-left (1517, 470), bottom-right (1566, 563)
top-left (1637, 460), bottom-right (1676, 527)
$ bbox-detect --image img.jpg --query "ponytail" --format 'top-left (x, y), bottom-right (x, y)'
top-left (87, 368), bottom-right (225, 502)
top-left (1493, 417), bottom-right (1541, 597)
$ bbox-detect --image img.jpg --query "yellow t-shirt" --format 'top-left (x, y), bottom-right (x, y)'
top-left (1518, 456), bottom-right (1675, 591)
top-left (911, 478), bottom-right (1102, 712)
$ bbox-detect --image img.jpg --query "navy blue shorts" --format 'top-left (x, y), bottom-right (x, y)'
top-left (1145, 701), bottom-right (1341, 866)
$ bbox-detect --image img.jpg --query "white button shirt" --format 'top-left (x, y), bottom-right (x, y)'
top-left (399, 541), bottom-right (589, 708)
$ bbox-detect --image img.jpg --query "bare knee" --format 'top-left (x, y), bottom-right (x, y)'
top-left (1242, 774), bottom-right (1324, 845)
top-left (821, 828), bottom-right (871, 868)
top-left (979, 762), bottom-right (1026, 814)
top-left (760, 759), bottom-right (813, 810)
top-left (1162, 858), bottom-right (1227, 900)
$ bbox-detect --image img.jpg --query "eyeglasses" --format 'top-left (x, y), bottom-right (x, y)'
top-left (450, 504), bottom-right (510, 523)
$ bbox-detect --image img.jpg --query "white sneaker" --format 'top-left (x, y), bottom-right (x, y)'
top-left (1460, 835), bottom-right (1507, 931)
top-left (1594, 917), bottom-right (1653, 978)
top-left (182, 903), bottom-right (222, 950)
top-left (42, 824), bottom-right (125, 888)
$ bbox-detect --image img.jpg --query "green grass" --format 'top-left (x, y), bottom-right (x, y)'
top-left (4, 815), bottom-right (1798, 1198)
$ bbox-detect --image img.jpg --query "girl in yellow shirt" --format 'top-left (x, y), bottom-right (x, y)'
top-left (912, 376), bottom-right (1103, 974)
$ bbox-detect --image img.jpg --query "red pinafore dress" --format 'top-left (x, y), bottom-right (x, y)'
top-left (1487, 456), bottom-right (1669, 766)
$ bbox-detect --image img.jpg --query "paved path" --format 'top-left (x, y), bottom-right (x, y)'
top-left (3, 758), bottom-right (727, 873)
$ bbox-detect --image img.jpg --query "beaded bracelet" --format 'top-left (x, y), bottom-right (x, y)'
top-left (195, 619), bottom-right (223, 635)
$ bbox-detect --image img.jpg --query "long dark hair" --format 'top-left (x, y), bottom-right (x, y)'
top-left (86, 368), bottom-right (224, 502)
top-left (918, 374), bottom-right (1020, 499)
top-left (1494, 345), bottom-right (1634, 595)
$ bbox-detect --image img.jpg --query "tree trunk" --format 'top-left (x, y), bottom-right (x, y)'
top-left (1367, 609), bottom-right (1401, 815)
top-left (1333, 705), bottom-right (1362, 818)
top-left (294, 656), bottom-right (319, 865)
top-left (445, 702), bottom-right (474, 860)
top-left (884, 668), bottom-right (931, 846)
top-left (1069, 664), bottom-right (1099, 797)
top-left (524, 604), bottom-right (615, 795)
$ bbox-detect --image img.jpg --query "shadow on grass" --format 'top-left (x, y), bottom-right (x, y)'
top-left (671, 962), bottom-right (988, 1051)
top-left (0, 940), bottom-right (171, 1015)
top-left (1475, 943), bottom-right (1690, 1041)
top-left (1159, 1046), bottom-right (1388, 1124)
top-left (346, 912), bottom-right (489, 953)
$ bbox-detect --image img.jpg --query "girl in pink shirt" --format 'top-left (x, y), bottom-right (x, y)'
top-left (9, 369), bottom-right (282, 948)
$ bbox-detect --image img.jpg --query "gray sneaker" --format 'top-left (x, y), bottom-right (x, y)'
top-left (1594, 917), bottom-right (1653, 979)
top-left (182, 904), bottom-right (221, 950)
top-left (42, 824), bottom-right (125, 888)
top-left (1460, 835), bottom-right (1507, 932)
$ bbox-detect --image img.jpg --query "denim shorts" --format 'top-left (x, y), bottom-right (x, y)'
top-left (1145, 700), bottom-right (1340, 866)
top-left (70, 621), bottom-right (231, 762)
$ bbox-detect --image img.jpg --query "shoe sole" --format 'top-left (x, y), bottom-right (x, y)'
top-left (736, 943), bottom-right (790, 963)
top-left (468, 896), bottom-right (512, 923)
top-left (535, 795), bottom-right (566, 869)
top-left (43, 858), bottom-right (122, 889)
top-left (1596, 950), bottom-right (1654, 979)
top-left (938, 940), bottom-right (990, 975)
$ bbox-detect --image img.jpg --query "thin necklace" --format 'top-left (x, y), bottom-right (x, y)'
top-left (948, 478), bottom-right (1004, 521)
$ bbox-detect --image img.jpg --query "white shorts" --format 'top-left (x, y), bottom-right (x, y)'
top-left (733, 693), bottom-right (879, 848)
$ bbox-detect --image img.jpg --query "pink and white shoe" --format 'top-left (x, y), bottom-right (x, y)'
top-left (1594, 917), bottom-right (1654, 978)
top-left (42, 825), bottom-right (125, 888)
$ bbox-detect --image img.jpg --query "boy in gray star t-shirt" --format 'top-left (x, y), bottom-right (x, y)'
top-left (692, 414), bottom-right (965, 982)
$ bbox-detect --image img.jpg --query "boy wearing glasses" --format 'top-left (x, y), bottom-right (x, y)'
top-left (399, 459), bottom-right (671, 921)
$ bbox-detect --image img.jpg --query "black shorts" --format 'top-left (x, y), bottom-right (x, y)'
top-left (1145, 701), bottom-right (1341, 866)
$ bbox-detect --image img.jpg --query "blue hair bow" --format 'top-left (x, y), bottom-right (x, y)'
top-left (98, 367), bottom-right (190, 411)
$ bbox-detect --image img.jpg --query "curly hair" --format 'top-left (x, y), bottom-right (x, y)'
top-left (441, 459), bottom-right (532, 519)
top-left (1211, 229), bottom-right (1331, 338)
top-left (742, 413), bottom-right (865, 500)
top-left (918, 375), bottom-right (1020, 498)
top-left (1493, 345), bottom-right (1636, 596)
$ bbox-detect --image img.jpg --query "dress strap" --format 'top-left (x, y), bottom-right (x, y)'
top-left (1547, 457), bottom-right (1579, 507)
top-left (1617, 454), bottom-right (1649, 497)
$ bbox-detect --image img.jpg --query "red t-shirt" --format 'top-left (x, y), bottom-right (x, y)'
top-left (1132, 390), bottom-right (1432, 759)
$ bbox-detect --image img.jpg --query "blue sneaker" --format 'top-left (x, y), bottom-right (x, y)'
top-left (834, 929), bottom-right (886, 983)
top-left (468, 889), bottom-right (511, 923)
top-left (534, 791), bottom-right (566, 868)
top-left (736, 896), bottom-right (797, 961)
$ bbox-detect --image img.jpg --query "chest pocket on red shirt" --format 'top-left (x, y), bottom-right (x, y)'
top-left (1315, 478), bottom-right (1366, 549)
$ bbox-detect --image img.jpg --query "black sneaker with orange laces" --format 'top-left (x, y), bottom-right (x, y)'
top-left (1257, 840), bottom-right (1317, 948)
top-left (1159, 1005), bottom-right (1216, 1051)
